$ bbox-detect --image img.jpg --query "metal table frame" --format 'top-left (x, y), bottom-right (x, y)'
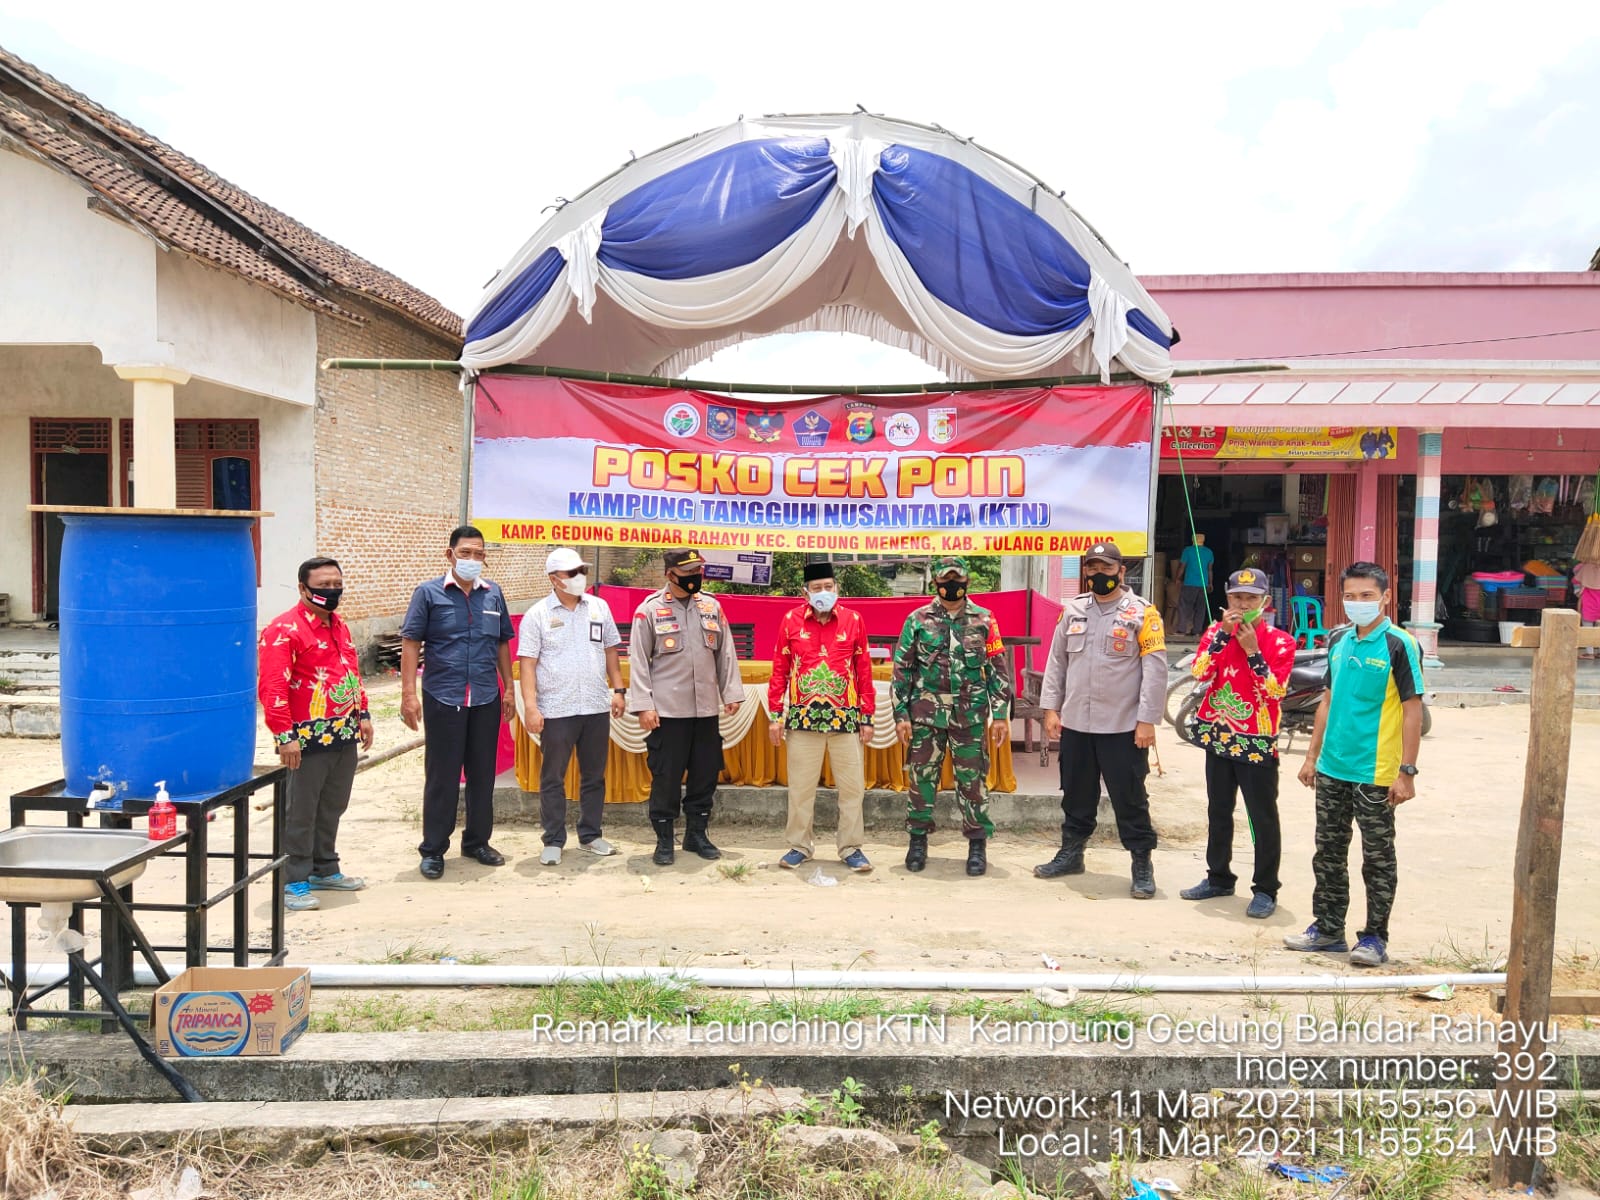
top-left (7, 766), bottom-right (289, 1029)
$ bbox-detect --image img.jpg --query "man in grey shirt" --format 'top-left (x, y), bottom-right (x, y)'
top-left (1034, 541), bottom-right (1168, 898)
top-left (625, 549), bottom-right (745, 866)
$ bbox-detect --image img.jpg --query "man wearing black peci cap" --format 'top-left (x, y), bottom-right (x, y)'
top-left (1179, 567), bottom-right (1298, 920)
top-left (767, 561), bottom-right (876, 873)
top-left (1036, 540), bottom-right (1168, 897)
top-left (625, 550), bottom-right (745, 866)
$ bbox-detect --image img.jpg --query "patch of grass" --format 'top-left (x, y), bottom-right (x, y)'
top-left (362, 939), bottom-right (455, 965)
top-left (0, 675), bottom-right (20, 695)
top-left (0, 1075), bottom-right (96, 1197)
top-left (475, 1163), bottom-right (550, 1200)
top-left (1421, 926), bottom-right (1506, 972)
top-left (309, 993), bottom-right (443, 1033)
top-left (715, 861), bottom-right (753, 882)
top-left (942, 991), bottom-right (1142, 1035)
top-left (1555, 1063), bottom-right (1600, 1189)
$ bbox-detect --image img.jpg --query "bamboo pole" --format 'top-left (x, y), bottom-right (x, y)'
top-left (318, 359), bottom-right (1287, 396)
top-left (1492, 608), bottom-right (1581, 1188)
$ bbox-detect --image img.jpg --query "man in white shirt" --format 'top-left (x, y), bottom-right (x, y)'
top-left (517, 548), bottom-right (626, 864)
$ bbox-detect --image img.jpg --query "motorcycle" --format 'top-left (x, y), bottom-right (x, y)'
top-left (1166, 629), bottom-right (1431, 750)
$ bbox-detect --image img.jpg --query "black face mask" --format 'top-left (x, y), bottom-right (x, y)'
top-left (675, 573), bottom-right (704, 596)
top-left (305, 586), bottom-right (343, 612)
top-left (1086, 572), bottom-right (1120, 597)
top-left (936, 579), bottom-right (968, 602)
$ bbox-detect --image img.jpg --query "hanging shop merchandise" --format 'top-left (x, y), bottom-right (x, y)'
top-left (470, 378), bottom-right (1154, 557)
top-left (1440, 473), bottom-right (1596, 632)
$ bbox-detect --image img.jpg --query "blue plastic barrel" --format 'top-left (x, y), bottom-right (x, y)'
top-left (58, 514), bottom-right (257, 802)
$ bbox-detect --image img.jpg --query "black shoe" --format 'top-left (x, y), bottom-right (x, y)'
top-left (1130, 850), bottom-right (1156, 899)
top-left (463, 845), bottom-right (505, 866)
top-left (682, 825), bottom-right (721, 861)
top-left (651, 819), bottom-right (676, 867)
top-left (905, 833), bottom-right (928, 873)
top-left (965, 838), bottom-right (987, 877)
top-left (419, 856), bottom-right (444, 880)
top-left (1033, 838), bottom-right (1086, 878)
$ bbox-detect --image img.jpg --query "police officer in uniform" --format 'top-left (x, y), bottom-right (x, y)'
top-left (626, 550), bottom-right (745, 866)
top-left (1036, 541), bottom-right (1168, 897)
top-left (891, 556), bottom-right (1011, 877)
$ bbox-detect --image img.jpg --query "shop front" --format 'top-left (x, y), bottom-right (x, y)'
top-left (1151, 376), bottom-right (1600, 664)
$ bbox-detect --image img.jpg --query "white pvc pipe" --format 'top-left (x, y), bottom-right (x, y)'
top-left (6, 961), bottom-right (1506, 994)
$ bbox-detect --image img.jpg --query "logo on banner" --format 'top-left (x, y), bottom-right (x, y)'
top-left (706, 404), bottom-right (738, 442)
top-left (884, 412), bottom-right (921, 447)
top-left (793, 409), bottom-right (832, 447)
top-left (663, 402), bottom-right (700, 438)
top-left (928, 407), bottom-right (957, 445)
top-left (844, 401), bottom-right (876, 444)
top-left (745, 411), bottom-right (785, 443)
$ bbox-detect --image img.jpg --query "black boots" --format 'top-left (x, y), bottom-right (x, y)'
top-left (682, 819), bottom-right (721, 861)
top-left (905, 833), bottom-right (928, 872)
top-left (1034, 836), bottom-right (1087, 878)
top-left (1131, 849), bottom-right (1156, 899)
top-left (651, 818), bottom-right (675, 866)
top-left (965, 838), bottom-right (987, 877)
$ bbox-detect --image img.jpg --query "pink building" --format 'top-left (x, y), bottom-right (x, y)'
top-left (1065, 273), bottom-right (1600, 662)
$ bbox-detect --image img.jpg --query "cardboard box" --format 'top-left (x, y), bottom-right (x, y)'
top-left (152, 966), bottom-right (311, 1058)
top-left (1264, 514), bottom-right (1291, 545)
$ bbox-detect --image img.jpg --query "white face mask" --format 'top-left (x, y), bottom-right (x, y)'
top-left (1344, 599), bottom-right (1382, 626)
top-left (808, 588), bottom-right (838, 613)
top-left (453, 557), bottom-right (485, 582)
top-left (559, 574), bottom-right (588, 597)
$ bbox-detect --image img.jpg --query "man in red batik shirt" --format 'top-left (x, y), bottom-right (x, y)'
top-left (258, 556), bottom-right (373, 912)
top-left (767, 561), bottom-right (876, 873)
top-left (1179, 567), bottom-right (1296, 920)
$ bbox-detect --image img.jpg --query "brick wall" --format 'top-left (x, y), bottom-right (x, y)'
top-left (313, 304), bottom-right (550, 648)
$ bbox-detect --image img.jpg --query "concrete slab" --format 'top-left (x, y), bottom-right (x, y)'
top-left (65, 1087), bottom-right (807, 1155)
top-left (19, 1026), bottom-right (1600, 1106)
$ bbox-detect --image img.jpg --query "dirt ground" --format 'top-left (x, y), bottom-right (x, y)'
top-left (2, 682), bottom-right (1596, 1016)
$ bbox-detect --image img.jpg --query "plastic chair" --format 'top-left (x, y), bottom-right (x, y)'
top-left (1290, 595), bottom-right (1331, 650)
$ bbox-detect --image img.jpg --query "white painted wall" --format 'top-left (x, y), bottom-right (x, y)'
top-left (157, 254), bottom-right (316, 408)
top-left (0, 151), bottom-right (157, 362)
top-left (1, 145), bottom-right (320, 624)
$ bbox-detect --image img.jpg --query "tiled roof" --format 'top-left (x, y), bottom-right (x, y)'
top-left (0, 45), bottom-right (462, 341)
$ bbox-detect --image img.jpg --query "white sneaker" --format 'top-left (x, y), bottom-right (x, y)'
top-left (581, 837), bottom-right (616, 856)
top-left (540, 845), bottom-right (562, 866)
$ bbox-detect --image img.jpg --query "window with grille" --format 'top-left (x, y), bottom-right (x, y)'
top-left (121, 419), bottom-right (262, 578)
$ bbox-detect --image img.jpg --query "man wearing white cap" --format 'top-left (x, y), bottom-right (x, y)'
top-left (517, 548), bottom-right (626, 864)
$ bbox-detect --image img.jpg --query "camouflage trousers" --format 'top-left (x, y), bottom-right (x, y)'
top-left (1311, 772), bottom-right (1398, 942)
top-left (905, 721), bottom-right (994, 838)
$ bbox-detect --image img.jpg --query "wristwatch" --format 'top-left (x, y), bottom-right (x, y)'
top-left (1397, 764), bottom-right (1419, 777)
top-left (613, 688), bottom-right (628, 695)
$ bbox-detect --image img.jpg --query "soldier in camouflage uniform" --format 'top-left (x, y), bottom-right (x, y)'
top-left (891, 557), bottom-right (1011, 877)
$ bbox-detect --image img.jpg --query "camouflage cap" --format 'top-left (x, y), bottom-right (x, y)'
top-left (931, 555), bottom-right (969, 578)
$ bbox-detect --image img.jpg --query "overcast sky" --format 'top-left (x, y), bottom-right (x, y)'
top-left (3, 0), bottom-right (1597, 383)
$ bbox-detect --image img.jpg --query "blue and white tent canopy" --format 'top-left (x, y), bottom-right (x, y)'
top-left (461, 115), bottom-right (1175, 383)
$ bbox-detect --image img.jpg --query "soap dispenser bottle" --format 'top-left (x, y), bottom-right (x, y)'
top-left (148, 780), bottom-right (177, 840)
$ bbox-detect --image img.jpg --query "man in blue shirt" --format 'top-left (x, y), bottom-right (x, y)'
top-left (1176, 535), bottom-right (1214, 636)
top-left (1287, 562), bottom-right (1425, 967)
top-left (400, 526), bottom-right (516, 879)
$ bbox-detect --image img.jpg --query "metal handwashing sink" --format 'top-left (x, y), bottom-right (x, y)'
top-left (0, 828), bottom-right (160, 904)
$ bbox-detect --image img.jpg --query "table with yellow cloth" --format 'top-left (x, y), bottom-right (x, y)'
top-left (513, 660), bottom-right (1016, 802)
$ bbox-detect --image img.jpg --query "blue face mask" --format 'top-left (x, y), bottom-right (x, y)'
top-left (809, 588), bottom-right (838, 613)
top-left (453, 557), bottom-right (485, 582)
top-left (1344, 600), bottom-right (1382, 626)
